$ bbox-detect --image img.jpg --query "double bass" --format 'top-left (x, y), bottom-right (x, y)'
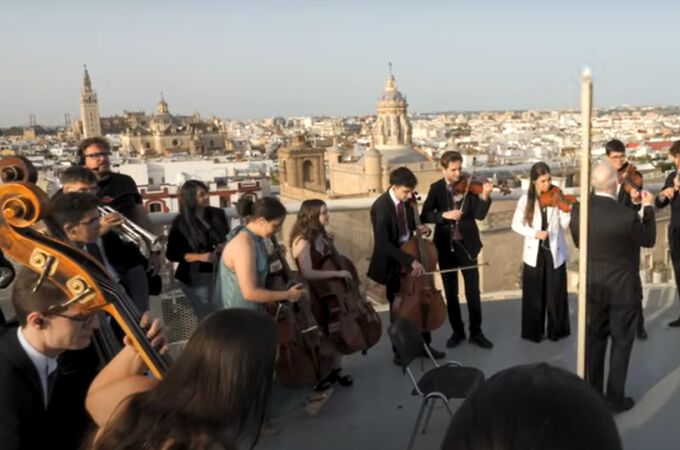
top-left (265, 236), bottom-right (333, 388)
top-left (310, 236), bottom-right (382, 354)
top-left (0, 181), bottom-right (171, 379)
top-left (392, 192), bottom-right (447, 332)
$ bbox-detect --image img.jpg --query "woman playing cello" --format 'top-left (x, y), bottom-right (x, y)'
top-left (289, 199), bottom-right (354, 389)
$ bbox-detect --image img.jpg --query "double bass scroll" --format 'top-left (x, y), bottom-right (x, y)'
top-left (0, 182), bottom-right (172, 379)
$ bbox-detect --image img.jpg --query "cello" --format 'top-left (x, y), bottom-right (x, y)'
top-left (265, 236), bottom-right (333, 388)
top-left (311, 236), bottom-right (382, 354)
top-left (0, 181), bottom-right (171, 379)
top-left (392, 192), bottom-right (447, 332)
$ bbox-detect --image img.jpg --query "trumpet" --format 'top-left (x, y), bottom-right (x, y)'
top-left (98, 205), bottom-right (166, 259)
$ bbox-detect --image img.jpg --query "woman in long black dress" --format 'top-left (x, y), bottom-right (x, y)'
top-left (511, 162), bottom-right (571, 342)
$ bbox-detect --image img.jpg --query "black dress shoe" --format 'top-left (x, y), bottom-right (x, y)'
top-left (607, 396), bottom-right (635, 413)
top-left (424, 346), bottom-right (446, 360)
top-left (469, 333), bottom-right (493, 349)
top-left (446, 334), bottom-right (466, 348)
top-left (637, 328), bottom-right (648, 340)
top-left (669, 317), bottom-right (680, 327)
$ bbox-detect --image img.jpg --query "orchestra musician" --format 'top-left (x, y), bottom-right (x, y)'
top-left (215, 196), bottom-right (303, 309)
top-left (86, 309), bottom-right (272, 450)
top-left (654, 140), bottom-right (680, 327)
top-left (605, 139), bottom-right (647, 339)
top-left (0, 268), bottom-right (161, 450)
top-left (511, 162), bottom-right (571, 342)
top-left (290, 199), bottom-right (354, 389)
top-left (56, 168), bottom-right (150, 312)
top-left (420, 151), bottom-right (494, 349)
top-left (166, 180), bottom-right (230, 321)
top-left (368, 167), bottom-right (445, 365)
top-left (570, 163), bottom-right (655, 413)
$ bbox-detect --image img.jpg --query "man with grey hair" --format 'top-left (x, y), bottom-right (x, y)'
top-left (570, 162), bottom-right (655, 413)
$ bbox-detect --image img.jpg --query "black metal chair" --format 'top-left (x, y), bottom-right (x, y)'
top-left (388, 318), bottom-right (485, 450)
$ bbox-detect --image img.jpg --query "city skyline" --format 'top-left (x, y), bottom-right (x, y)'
top-left (3, 0), bottom-right (680, 126)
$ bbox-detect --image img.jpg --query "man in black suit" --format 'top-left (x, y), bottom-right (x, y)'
top-left (0, 268), bottom-right (102, 449)
top-left (420, 151), bottom-right (493, 349)
top-left (655, 140), bottom-right (680, 327)
top-left (570, 163), bottom-right (656, 413)
top-left (605, 139), bottom-right (647, 339)
top-left (368, 167), bottom-right (445, 363)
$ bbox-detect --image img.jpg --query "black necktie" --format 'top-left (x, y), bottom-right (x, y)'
top-left (46, 367), bottom-right (58, 406)
top-left (397, 201), bottom-right (406, 237)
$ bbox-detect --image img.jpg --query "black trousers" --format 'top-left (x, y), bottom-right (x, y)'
top-left (521, 248), bottom-right (570, 342)
top-left (586, 301), bottom-right (637, 400)
top-left (439, 241), bottom-right (482, 337)
top-left (386, 271), bottom-right (432, 345)
top-left (670, 226), bottom-right (680, 309)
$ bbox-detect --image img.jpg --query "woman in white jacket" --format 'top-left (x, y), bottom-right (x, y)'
top-left (511, 162), bottom-right (571, 342)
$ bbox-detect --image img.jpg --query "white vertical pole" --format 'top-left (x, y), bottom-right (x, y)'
top-left (577, 67), bottom-right (593, 378)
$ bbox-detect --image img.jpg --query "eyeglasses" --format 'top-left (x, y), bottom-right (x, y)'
top-left (84, 152), bottom-right (110, 159)
top-left (49, 311), bottom-right (99, 326)
top-left (78, 216), bottom-right (100, 227)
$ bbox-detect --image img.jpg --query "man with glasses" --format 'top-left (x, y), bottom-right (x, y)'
top-left (0, 267), bottom-right (163, 450)
top-left (47, 191), bottom-right (150, 312)
top-left (604, 139), bottom-right (649, 340)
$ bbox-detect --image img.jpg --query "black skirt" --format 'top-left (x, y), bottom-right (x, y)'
top-left (521, 247), bottom-right (570, 342)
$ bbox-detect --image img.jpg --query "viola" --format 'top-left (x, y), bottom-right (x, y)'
top-left (265, 236), bottom-right (333, 388)
top-left (311, 236), bottom-right (381, 354)
top-left (0, 182), bottom-right (171, 379)
top-left (538, 185), bottom-right (577, 212)
top-left (452, 173), bottom-right (512, 196)
top-left (392, 192), bottom-right (447, 332)
top-left (618, 162), bottom-right (643, 194)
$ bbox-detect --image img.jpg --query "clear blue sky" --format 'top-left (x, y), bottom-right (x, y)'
top-left (1, 0), bottom-right (679, 126)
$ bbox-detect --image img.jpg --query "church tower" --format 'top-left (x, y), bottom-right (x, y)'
top-left (79, 65), bottom-right (102, 138)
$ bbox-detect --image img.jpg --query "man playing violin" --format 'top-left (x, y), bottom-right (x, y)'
top-left (420, 151), bottom-right (494, 349)
top-left (655, 140), bottom-right (680, 327)
top-left (605, 139), bottom-right (648, 339)
top-left (368, 167), bottom-right (446, 364)
top-left (0, 268), bottom-right (164, 450)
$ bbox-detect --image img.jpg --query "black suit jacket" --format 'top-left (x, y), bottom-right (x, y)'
top-left (655, 171), bottom-right (680, 228)
top-left (0, 324), bottom-right (93, 450)
top-left (420, 178), bottom-right (492, 258)
top-left (367, 191), bottom-right (416, 285)
top-left (570, 194), bottom-right (656, 306)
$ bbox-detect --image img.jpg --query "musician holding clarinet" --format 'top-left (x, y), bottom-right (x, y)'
top-left (420, 151), bottom-right (494, 350)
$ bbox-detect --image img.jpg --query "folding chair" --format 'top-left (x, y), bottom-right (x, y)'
top-left (389, 318), bottom-right (484, 450)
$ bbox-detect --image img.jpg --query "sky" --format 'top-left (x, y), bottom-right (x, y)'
top-left (1, 0), bottom-right (679, 126)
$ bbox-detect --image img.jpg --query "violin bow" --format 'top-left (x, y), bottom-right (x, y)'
top-left (421, 262), bottom-right (489, 276)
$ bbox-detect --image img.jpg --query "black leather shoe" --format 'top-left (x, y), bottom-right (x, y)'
top-left (669, 317), bottom-right (680, 327)
top-left (424, 346), bottom-right (446, 360)
top-left (446, 334), bottom-right (466, 348)
top-left (607, 396), bottom-right (635, 413)
top-left (637, 328), bottom-right (648, 340)
top-left (469, 333), bottom-right (493, 349)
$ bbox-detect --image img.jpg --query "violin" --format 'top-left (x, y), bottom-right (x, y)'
top-left (0, 182), bottom-right (172, 379)
top-left (265, 236), bottom-right (333, 388)
top-left (538, 185), bottom-right (577, 212)
top-left (452, 173), bottom-right (512, 196)
top-left (618, 162), bottom-right (643, 194)
top-left (310, 236), bottom-right (381, 354)
top-left (392, 192), bottom-right (447, 332)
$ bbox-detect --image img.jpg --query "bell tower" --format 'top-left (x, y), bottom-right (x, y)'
top-left (79, 65), bottom-right (102, 138)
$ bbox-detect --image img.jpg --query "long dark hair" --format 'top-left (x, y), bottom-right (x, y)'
top-left (92, 309), bottom-right (278, 450)
top-left (288, 199), bottom-right (327, 248)
top-left (524, 162), bottom-right (551, 225)
top-left (442, 363), bottom-right (622, 450)
top-left (176, 180), bottom-right (209, 250)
